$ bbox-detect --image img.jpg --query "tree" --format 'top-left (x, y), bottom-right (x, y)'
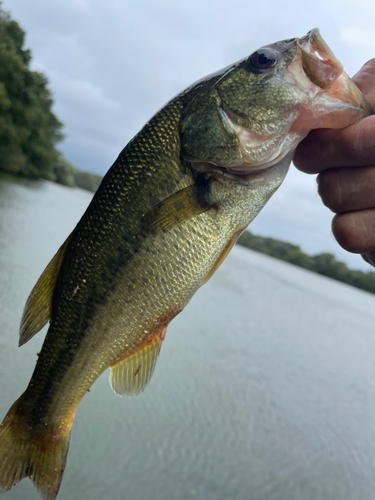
top-left (237, 230), bottom-right (375, 295)
top-left (0, 3), bottom-right (64, 179)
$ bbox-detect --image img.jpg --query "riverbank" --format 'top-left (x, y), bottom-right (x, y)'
top-left (0, 164), bottom-right (102, 193)
top-left (237, 230), bottom-right (375, 295)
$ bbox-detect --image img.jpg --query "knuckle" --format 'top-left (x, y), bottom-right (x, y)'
top-left (362, 118), bottom-right (375, 159)
top-left (338, 126), bottom-right (363, 162)
top-left (341, 117), bottom-right (375, 164)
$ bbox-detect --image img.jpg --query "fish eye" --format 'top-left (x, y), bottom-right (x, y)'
top-left (246, 48), bottom-right (279, 72)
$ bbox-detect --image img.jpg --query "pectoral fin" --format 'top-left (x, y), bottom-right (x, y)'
top-left (19, 236), bottom-right (71, 346)
top-left (110, 328), bottom-right (166, 396)
top-left (141, 182), bottom-right (215, 235)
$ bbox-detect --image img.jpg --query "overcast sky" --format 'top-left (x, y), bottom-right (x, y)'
top-left (4, 0), bottom-right (375, 270)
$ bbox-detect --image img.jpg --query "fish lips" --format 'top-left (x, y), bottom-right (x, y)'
top-left (292, 28), bottom-right (372, 125)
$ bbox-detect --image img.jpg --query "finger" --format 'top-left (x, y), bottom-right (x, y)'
top-left (294, 115), bottom-right (375, 173)
top-left (352, 58), bottom-right (375, 109)
top-left (317, 166), bottom-right (375, 213)
top-left (294, 58), bottom-right (375, 174)
top-left (332, 209), bottom-right (375, 253)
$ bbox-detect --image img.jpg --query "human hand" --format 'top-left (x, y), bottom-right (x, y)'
top-left (293, 59), bottom-right (375, 266)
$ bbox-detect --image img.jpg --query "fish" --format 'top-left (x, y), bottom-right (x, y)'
top-left (0, 28), bottom-right (371, 500)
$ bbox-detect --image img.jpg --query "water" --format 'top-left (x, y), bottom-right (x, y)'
top-left (1, 176), bottom-right (375, 500)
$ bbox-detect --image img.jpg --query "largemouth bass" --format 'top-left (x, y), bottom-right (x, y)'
top-left (0, 29), bottom-right (371, 500)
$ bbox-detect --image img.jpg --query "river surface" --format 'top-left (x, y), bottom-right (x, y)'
top-left (1, 176), bottom-right (375, 500)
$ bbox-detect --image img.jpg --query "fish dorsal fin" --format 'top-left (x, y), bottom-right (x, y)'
top-left (110, 328), bottom-right (166, 396)
top-left (141, 182), bottom-right (215, 235)
top-left (19, 236), bottom-right (71, 346)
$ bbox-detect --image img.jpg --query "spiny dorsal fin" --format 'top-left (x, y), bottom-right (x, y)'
top-left (141, 182), bottom-right (215, 235)
top-left (110, 329), bottom-right (166, 396)
top-left (19, 235), bottom-right (71, 346)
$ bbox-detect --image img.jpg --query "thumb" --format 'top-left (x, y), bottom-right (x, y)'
top-left (352, 58), bottom-right (375, 110)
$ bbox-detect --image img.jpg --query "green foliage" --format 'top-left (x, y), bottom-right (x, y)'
top-left (0, 3), bottom-right (64, 179)
top-left (53, 153), bottom-right (76, 187)
top-left (237, 231), bottom-right (375, 295)
top-left (74, 170), bottom-right (102, 192)
top-left (0, 4), bottom-right (102, 193)
top-left (52, 154), bottom-right (103, 192)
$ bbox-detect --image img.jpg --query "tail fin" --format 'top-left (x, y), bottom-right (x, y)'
top-left (0, 397), bottom-right (71, 500)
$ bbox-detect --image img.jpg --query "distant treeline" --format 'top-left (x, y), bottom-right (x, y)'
top-left (54, 155), bottom-right (102, 192)
top-left (0, 4), bottom-right (102, 192)
top-left (237, 230), bottom-right (375, 295)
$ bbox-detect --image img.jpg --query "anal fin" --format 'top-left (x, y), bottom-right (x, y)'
top-left (19, 235), bottom-right (71, 346)
top-left (110, 328), bottom-right (166, 396)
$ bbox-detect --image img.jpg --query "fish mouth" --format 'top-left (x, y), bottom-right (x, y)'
top-left (291, 28), bottom-right (372, 128)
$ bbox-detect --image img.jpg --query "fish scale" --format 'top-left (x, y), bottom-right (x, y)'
top-left (26, 99), bottom-right (189, 417)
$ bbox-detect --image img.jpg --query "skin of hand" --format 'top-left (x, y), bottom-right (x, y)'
top-left (294, 59), bottom-right (375, 256)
